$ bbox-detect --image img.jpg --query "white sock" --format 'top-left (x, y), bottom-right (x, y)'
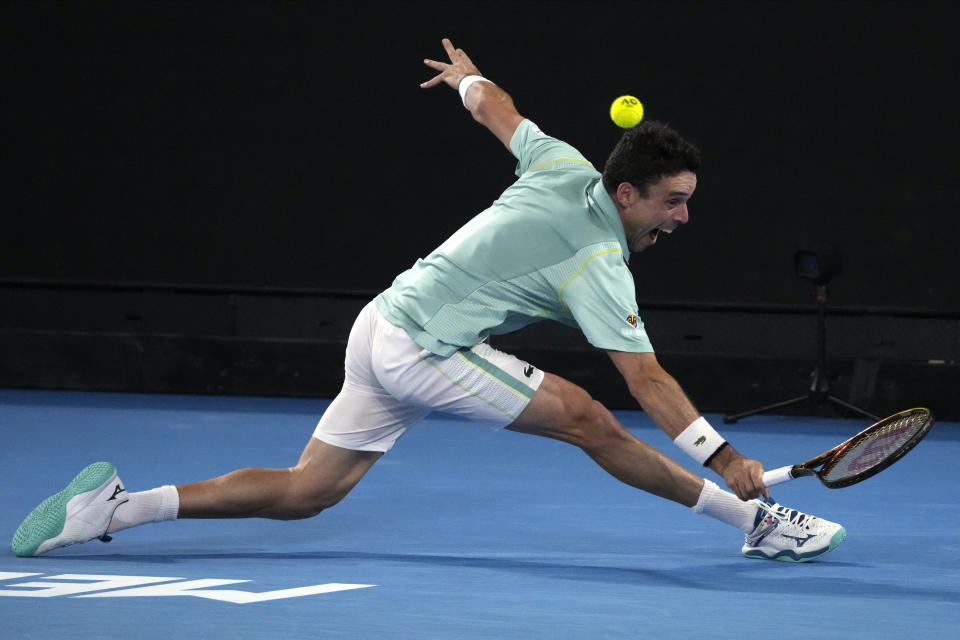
top-left (106, 485), bottom-right (180, 534)
top-left (691, 479), bottom-right (760, 533)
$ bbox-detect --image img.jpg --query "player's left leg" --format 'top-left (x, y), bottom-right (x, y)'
top-left (11, 301), bottom-right (415, 557)
top-left (12, 462), bottom-right (130, 557)
top-left (175, 437), bottom-right (382, 520)
top-left (11, 438), bottom-right (383, 557)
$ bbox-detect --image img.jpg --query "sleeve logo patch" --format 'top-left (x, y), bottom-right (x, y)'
top-left (625, 314), bottom-right (639, 328)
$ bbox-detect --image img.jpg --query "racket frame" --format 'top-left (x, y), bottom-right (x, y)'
top-left (785, 407), bottom-right (935, 488)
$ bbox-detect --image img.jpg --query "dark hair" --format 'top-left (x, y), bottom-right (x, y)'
top-left (601, 121), bottom-right (701, 197)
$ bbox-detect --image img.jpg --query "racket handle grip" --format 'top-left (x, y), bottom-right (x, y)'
top-left (762, 465), bottom-right (795, 487)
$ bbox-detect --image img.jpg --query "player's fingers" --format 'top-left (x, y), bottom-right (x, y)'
top-left (747, 461), bottom-right (766, 499)
top-left (751, 476), bottom-right (767, 499)
top-left (419, 72), bottom-right (446, 89)
top-left (441, 37), bottom-right (457, 58)
top-left (423, 58), bottom-right (449, 72)
top-left (731, 480), bottom-right (750, 501)
top-left (738, 477), bottom-right (764, 501)
top-left (443, 40), bottom-right (476, 68)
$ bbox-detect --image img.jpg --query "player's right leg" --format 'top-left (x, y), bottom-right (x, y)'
top-left (507, 372), bottom-right (845, 562)
top-left (741, 498), bottom-right (846, 562)
top-left (507, 372), bottom-right (706, 505)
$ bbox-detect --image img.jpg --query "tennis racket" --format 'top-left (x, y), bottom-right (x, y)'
top-left (762, 407), bottom-right (935, 488)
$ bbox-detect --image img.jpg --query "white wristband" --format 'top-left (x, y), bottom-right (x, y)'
top-left (673, 417), bottom-right (728, 466)
top-left (458, 75), bottom-right (492, 108)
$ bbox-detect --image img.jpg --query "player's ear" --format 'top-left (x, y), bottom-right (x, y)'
top-left (615, 182), bottom-right (638, 207)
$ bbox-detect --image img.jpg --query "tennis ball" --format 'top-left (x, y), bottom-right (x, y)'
top-left (610, 95), bottom-right (644, 129)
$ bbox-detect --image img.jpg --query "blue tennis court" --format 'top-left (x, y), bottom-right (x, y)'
top-left (1, 389), bottom-right (957, 638)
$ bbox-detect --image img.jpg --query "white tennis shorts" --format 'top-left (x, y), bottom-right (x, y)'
top-left (313, 302), bottom-right (545, 452)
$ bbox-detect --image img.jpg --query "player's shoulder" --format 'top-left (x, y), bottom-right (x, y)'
top-left (511, 119), bottom-right (593, 175)
top-left (510, 119), bottom-right (582, 154)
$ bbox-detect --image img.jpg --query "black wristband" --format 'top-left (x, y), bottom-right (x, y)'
top-left (702, 441), bottom-right (730, 467)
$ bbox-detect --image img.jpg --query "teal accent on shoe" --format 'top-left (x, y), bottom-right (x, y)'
top-left (743, 526), bottom-right (847, 563)
top-left (828, 527), bottom-right (848, 553)
top-left (11, 462), bottom-right (116, 557)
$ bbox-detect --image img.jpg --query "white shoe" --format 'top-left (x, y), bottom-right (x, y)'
top-left (11, 462), bottom-right (128, 557)
top-left (742, 499), bottom-right (846, 562)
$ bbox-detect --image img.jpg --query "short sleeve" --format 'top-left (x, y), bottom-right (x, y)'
top-left (509, 119), bottom-right (593, 178)
top-left (559, 250), bottom-right (653, 353)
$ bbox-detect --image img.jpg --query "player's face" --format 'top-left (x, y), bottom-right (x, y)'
top-left (619, 172), bottom-right (697, 253)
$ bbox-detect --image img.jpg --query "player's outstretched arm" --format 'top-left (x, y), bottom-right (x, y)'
top-left (607, 350), bottom-right (769, 501)
top-left (421, 38), bottom-right (524, 149)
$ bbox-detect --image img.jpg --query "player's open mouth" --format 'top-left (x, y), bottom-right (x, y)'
top-left (649, 223), bottom-right (676, 242)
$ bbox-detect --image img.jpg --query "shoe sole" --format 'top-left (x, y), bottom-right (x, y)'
top-left (743, 527), bottom-right (847, 562)
top-left (11, 462), bottom-right (118, 557)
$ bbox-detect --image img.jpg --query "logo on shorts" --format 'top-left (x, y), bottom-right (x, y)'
top-left (625, 314), bottom-right (639, 328)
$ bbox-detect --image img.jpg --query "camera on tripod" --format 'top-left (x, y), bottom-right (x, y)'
top-left (794, 247), bottom-right (842, 286)
top-left (724, 246), bottom-right (879, 424)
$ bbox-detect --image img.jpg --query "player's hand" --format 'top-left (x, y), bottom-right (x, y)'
top-left (420, 38), bottom-right (483, 91)
top-left (710, 448), bottom-right (769, 501)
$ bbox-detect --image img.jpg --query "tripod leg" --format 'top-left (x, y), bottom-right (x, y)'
top-left (724, 395), bottom-right (810, 424)
top-left (826, 395), bottom-right (880, 422)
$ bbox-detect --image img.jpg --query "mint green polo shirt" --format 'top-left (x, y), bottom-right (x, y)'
top-left (375, 118), bottom-right (652, 357)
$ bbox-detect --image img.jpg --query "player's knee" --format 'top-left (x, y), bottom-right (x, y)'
top-left (562, 391), bottom-right (623, 449)
top-left (581, 401), bottom-right (627, 448)
top-left (282, 489), bottom-right (345, 520)
top-left (281, 473), bottom-right (350, 520)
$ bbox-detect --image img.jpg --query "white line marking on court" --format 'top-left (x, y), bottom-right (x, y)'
top-left (0, 571), bottom-right (375, 603)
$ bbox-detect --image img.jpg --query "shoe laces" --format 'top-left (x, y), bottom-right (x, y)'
top-left (755, 499), bottom-right (817, 530)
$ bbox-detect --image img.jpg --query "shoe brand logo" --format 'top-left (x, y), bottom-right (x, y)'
top-left (782, 533), bottom-right (817, 547)
top-left (0, 571), bottom-right (374, 603)
top-left (107, 484), bottom-right (126, 501)
top-left (523, 365), bottom-right (534, 377)
top-left (694, 436), bottom-right (706, 446)
top-left (748, 517), bottom-right (778, 546)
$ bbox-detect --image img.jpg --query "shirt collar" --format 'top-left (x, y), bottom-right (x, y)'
top-left (587, 179), bottom-right (630, 263)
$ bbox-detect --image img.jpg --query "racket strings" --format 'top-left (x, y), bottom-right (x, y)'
top-left (824, 413), bottom-right (927, 482)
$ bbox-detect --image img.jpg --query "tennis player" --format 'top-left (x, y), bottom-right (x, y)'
top-left (13, 38), bottom-right (845, 562)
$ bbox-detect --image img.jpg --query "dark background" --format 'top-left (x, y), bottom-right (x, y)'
top-left (2, 1), bottom-right (958, 418)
